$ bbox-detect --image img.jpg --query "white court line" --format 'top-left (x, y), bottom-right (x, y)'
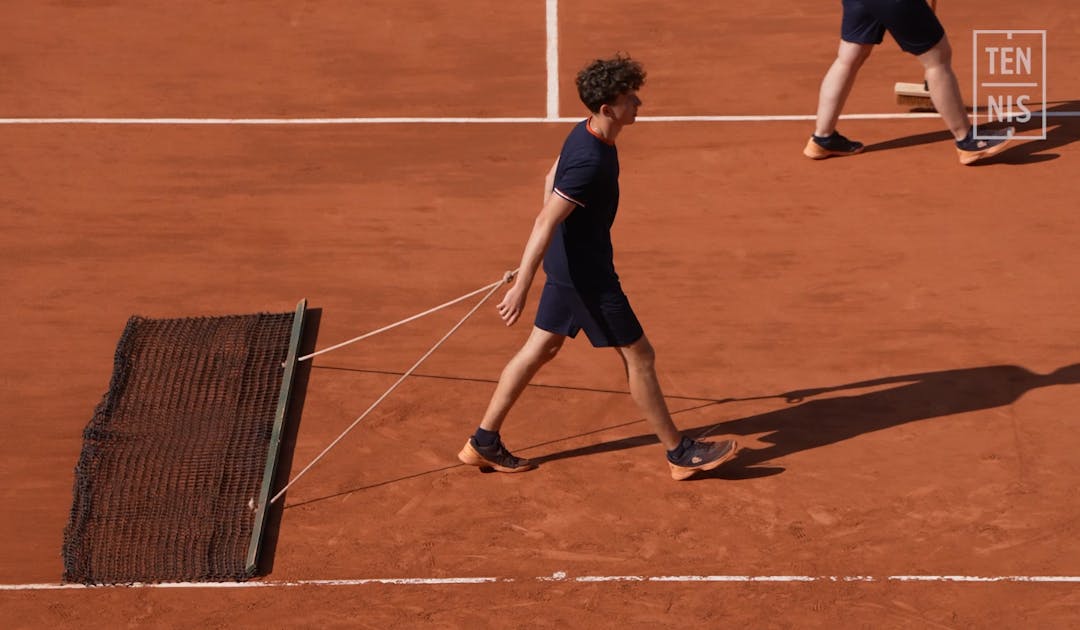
top-left (1, 112), bottom-right (1075, 125)
top-left (4, 574), bottom-right (1080, 590)
top-left (890, 575), bottom-right (1080, 583)
top-left (545, 0), bottom-right (559, 120)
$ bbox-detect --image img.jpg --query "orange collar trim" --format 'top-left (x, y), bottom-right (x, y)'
top-left (585, 117), bottom-right (616, 146)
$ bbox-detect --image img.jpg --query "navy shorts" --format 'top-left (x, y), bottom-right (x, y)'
top-left (841, 0), bottom-right (945, 55)
top-left (534, 281), bottom-right (644, 348)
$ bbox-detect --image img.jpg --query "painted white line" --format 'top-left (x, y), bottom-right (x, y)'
top-left (1, 583), bottom-right (90, 591)
top-left (573, 575), bottom-right (646, 582)
top-left (0, 112), bottom-right (1076, 125)
top-left (0, 117), bottom-right (574, 125)
top-left (0, 577), bottom-right (504, 590)
top-left (5, 575), bottom-right (1080, 590)
top-left (889, 575), bottom-right (1080, 583)
top-left (291, 577), bottom-right (505, 586)
top-left (0, 114), bottom-right (936, 125)
top-left (545, 0), bottom-right (559, 120)
top-left (653, 575), bottom-right (819, 582)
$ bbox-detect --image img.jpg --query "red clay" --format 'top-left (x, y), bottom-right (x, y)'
top-left (3, 1), bottom-right (1080, 627)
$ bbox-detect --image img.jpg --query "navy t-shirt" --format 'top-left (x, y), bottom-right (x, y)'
top-left (543, 119), bottom-right (621, 292)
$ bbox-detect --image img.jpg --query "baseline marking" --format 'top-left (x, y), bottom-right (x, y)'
top-left (5, 574), bottom-right (1080, 590)
top-left (2, 112), bottom-right (1075, 125)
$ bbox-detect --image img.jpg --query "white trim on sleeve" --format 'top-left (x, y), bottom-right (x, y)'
top-left (552, 188), bottom-right (586, 207)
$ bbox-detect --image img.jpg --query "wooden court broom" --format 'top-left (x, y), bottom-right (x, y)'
top-left (894, 0), bottom-right (937, 110)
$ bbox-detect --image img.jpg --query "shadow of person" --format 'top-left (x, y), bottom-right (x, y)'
top-left (284, 363), bottom-right (1080, 504)
top-left (861, 128), bottom-right (955, 154)
top-left (715, 363), bottom-right (1080, 471)
top-left (987, 100), bottom-right (1080, 165)
top-left (861, 100), bottom-right (1079, 163)
top-left (536, 363), bottom-right (1080, 478)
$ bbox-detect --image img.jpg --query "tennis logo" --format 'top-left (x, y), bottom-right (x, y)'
top-left (972, 30), bottom-right (1047, 140)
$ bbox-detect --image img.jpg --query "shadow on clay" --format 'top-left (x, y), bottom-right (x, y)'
top-left (286, 362), bottom-right (1080, 502)
top-left (531, 363), bottom-right (1080, 480)
top-left (861, 100), bottom-right (1079, 164)
top-left (633, 362), bottom-right (1080, 482)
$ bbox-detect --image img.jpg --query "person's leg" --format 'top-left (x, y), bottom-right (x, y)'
top-left (804, 40), bottom-right (874, 158)
top-left (458, 326), bottom-right (565, 473)
top-left (479, 326), bottom-right (565, 432)
top-left (916, 36), bottom-right (1015, 164)
top-left (813, 40), bottom-right (874, 137)
top-left (915, 36), bottom-right (970, 140)
top-left (614, 335), bottom-right (739, 479)
top-left (880, 0), bottom-right (1013, 163)
top-left (613, 335), bottom-right (682, 450)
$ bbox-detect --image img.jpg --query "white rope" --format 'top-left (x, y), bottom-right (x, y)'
top-left (270, 271), bottom-right (516, 504)
top-left (296, 273), bottom-right (514, 364)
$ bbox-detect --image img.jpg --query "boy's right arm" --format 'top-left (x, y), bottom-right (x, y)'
top-left (497, 170), bottom-right (575, 327)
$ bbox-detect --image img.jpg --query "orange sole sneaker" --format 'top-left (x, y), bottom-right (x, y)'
top-left (457, 439), bottom-right (535, 473)
top-left (803, 137), bottom-right (864, 160)
top-left (669, 439), bottom-right (739, 481)
top-left (957, 135), bottom-right (1015, 165)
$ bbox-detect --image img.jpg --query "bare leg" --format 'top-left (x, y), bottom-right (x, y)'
top-left (917, 36), bottom-right (971, 140)
top-left (479, 326), bottom-right (564, 432)
top-left (813, 41), bottom-right (874, 137)
top-left (614, 335), bottom-right (682, 450)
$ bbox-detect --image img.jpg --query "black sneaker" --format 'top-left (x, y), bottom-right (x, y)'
top-left (804, 131), bottom-right (864, 159)
top-left (668, 438), bottom-right (738, 480)
top-left (956, 126), bottom-right (1015, 165)
top-left (458, 437), bottom-right (535, 473)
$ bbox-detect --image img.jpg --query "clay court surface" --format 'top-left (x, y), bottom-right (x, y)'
top-left (3, 1), bottom-right (1080, 627)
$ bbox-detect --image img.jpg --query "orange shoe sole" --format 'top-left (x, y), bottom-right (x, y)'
top-left (669, 439), bottom-right (739, 480)
top-left (803, 137), bottom-right (864, 160)
top-left (457, 440), bottom-right (535, 473)
top-left (957, 135), bottom-right (1015, 165)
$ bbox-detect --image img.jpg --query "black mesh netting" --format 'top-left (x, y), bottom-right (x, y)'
top-left (62, 311), bottom-right (295, 584)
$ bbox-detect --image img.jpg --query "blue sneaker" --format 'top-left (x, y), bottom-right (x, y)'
top-left (668, 438), bottom-right (738, 480)
top-left (458, 437), bottom-right (534, 473)
top-left (957, 126), bottom-right (1014, 165)
top-left (804, 131), bottom-right (864, 159)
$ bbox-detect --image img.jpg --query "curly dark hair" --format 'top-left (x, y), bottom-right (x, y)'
top-left (575, 54), bottom-right (646, 113)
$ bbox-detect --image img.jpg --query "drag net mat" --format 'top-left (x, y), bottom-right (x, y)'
top-left (62, 311), bottom-right (295, 584)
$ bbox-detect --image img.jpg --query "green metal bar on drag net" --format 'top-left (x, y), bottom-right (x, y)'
top-left (246, 299), bottom-right (307, 576)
